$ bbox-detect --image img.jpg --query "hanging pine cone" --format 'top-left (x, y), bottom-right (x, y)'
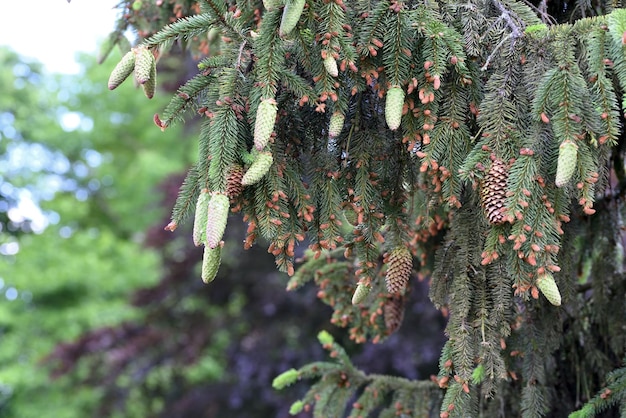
top-left (226, 164), bottom-right (244, 202)
top-left (192, 189), bottom-right (210, 246)
top-left (254, 98), bottom-right (278, 151)
top-left (555, 140), bottom-right (578, 187)
top-left (536, 272), bottom-right (562, 306)
top-left (323, 55), bottom-right (339, 77)
top-left (134, 45), bottom-right (154, 85)
top-left (385, 246), bottom-right (412, 295)
top-left (108, 50), bottom-right (135, 90)
top-left (351, 282), bottom-right (371, 305)
top-left (205, 192), bottom-right (230, 249)
top-left (201, 245), bottom-right (221, 283)
top-left (328, 112), bottom-right (345, 138)
top-left (384, 295), bottom-right (405, 334)
top-left (385, 86), bottom-right (405, 131)
top-left (481, 158), bottom-right (509, 225)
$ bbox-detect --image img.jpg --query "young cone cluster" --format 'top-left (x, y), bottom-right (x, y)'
top-left (242, 152), bottom-right (274, 186)
top-left (385, 246), bottom-right (412, 295)
top-left (328, 112), bottom-right (345, 138)
top-left (254, 99), bottom-right (278, 150)
top-left (384, 295), bottom-right (405, 334)
top-left (536, 272), bottom-right (562, 306)
top-left (481, 158), bottom-right (509, 225)
top-left (555, 140), bottom-right (578, 187)
top-left (385, 86), bottom-right (405, 131)
top-left (205, 192), bottom-right (230, 249)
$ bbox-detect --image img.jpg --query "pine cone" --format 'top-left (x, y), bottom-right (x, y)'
top-left (254, 98), bottom-right (278, 151)
top-left (385, 86), bottom-right (405, 131)
top-left (279, 0), bottom-right (306, 37)
top-left (384, 295), bottom-right (405, 334)
top-left (328, 112), bottom-right (345, 138)
top-left (385, 246), bottom-right (412, 295)
top-left (201, 245), bottom-right (221, 283)
top-left (142, 55), bottom-right (157, 99)
top-left (481, 158), bottom-right (509, 225)
top-left (134, 46), bottom-right (154, 85)
top-left (555, 140), bottom-right (578, 187)
top-left (108, 50), bottom-right (135, 90)
top-left (205, 192), bottom-right (230, 249)
top-left (536, 272), bottom-right (561, 306)
top-left (242, 152), bottom-right (274, 186)
top-left (192, 189), bottom-right (210, 246)
top-left (351, 282), bottom-right (370, 305)
top-left (323, 55), bottom-right (338, 77)
top-left (226, 164), bottom-right (245, 202)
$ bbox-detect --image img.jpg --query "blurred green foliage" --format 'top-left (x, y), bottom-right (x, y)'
top-left (0, 47), bottom-right (193, 417)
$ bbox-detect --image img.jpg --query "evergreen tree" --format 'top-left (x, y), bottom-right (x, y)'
top-left (99, 0), bottom-right (626, 416)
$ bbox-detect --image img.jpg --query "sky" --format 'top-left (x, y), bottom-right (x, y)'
top-left (0, 0), bottom-right (120, 73)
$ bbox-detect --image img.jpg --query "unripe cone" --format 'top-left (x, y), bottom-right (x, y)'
top-left (385, 246), bottom-right (412, 295)
top-left (323, 55), bottom-right (338, 77)
top-left (205, 192), bottom-right (230, 249)
top-left (536, 272), bottom-right (562, 306)
top-left (242, 152), bottom-right (274, 185)
top-left (328, 112), bottom-right (345, 138)
top-left (254, 98), bottom-right (278, 151)
top-left (279, 0), bottom-right (306, 37)
top-left (272, 368), bottom-right (299, 389)
top-left (385, 86), bottom-right (405, 131)
top-left (201, 245), bottom-right (221, 283)
top-left (134, 46), bottom-right (154, 85)
top-left (481, 158), bottom-right (509, 225)
top-left (555, 140), bottom-right (578, 187)
top-left (351, 282), bottom-right (370, 305)
top-left (192, 189), bottom-right (210, 246)
top-left (142, 56), bottom-right (157, 99)
top-left (108, 50), bottom-right (135, 90)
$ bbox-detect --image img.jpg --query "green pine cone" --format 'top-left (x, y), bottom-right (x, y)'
top-left (254, 98), bottom-right (278, 151)
top-left (107, 50), bottom-right (135, 90)
top-left (328, 112), bottom-right (345, 138)
top-left (323, 55), bottom-right (338, 77)
top-left (537, 272), bottom-right (562, 306)
top-left (192, 189), bottom-right (210, 246)
top-left (555, 140), bottom-right (578, 187)
top-left (134, 46), bottom-right (154, 85)
top-left (242, 152), bottom-right (274, 186)
top-left (279, 0), bottom-right (306, 37)
top-left (272, 368), bottom-right (299, 389)
top-left (201, 245), bottom-right (221, 283)
top-left (205, 192), bottom-right (230, 249)
top-left (142, 55), bottom-right (157, 99)
top-left (351, 282), bottom-right (371, 305)
top-left (289, 401), bottom-right (304, 415)
top-left (385, 86), bottom-right (405, 131)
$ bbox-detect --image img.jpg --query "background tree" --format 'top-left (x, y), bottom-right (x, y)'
top-left (0, 47), bottom-right (192, 417)
top-left (53, 0), bottom-right (626, 417)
